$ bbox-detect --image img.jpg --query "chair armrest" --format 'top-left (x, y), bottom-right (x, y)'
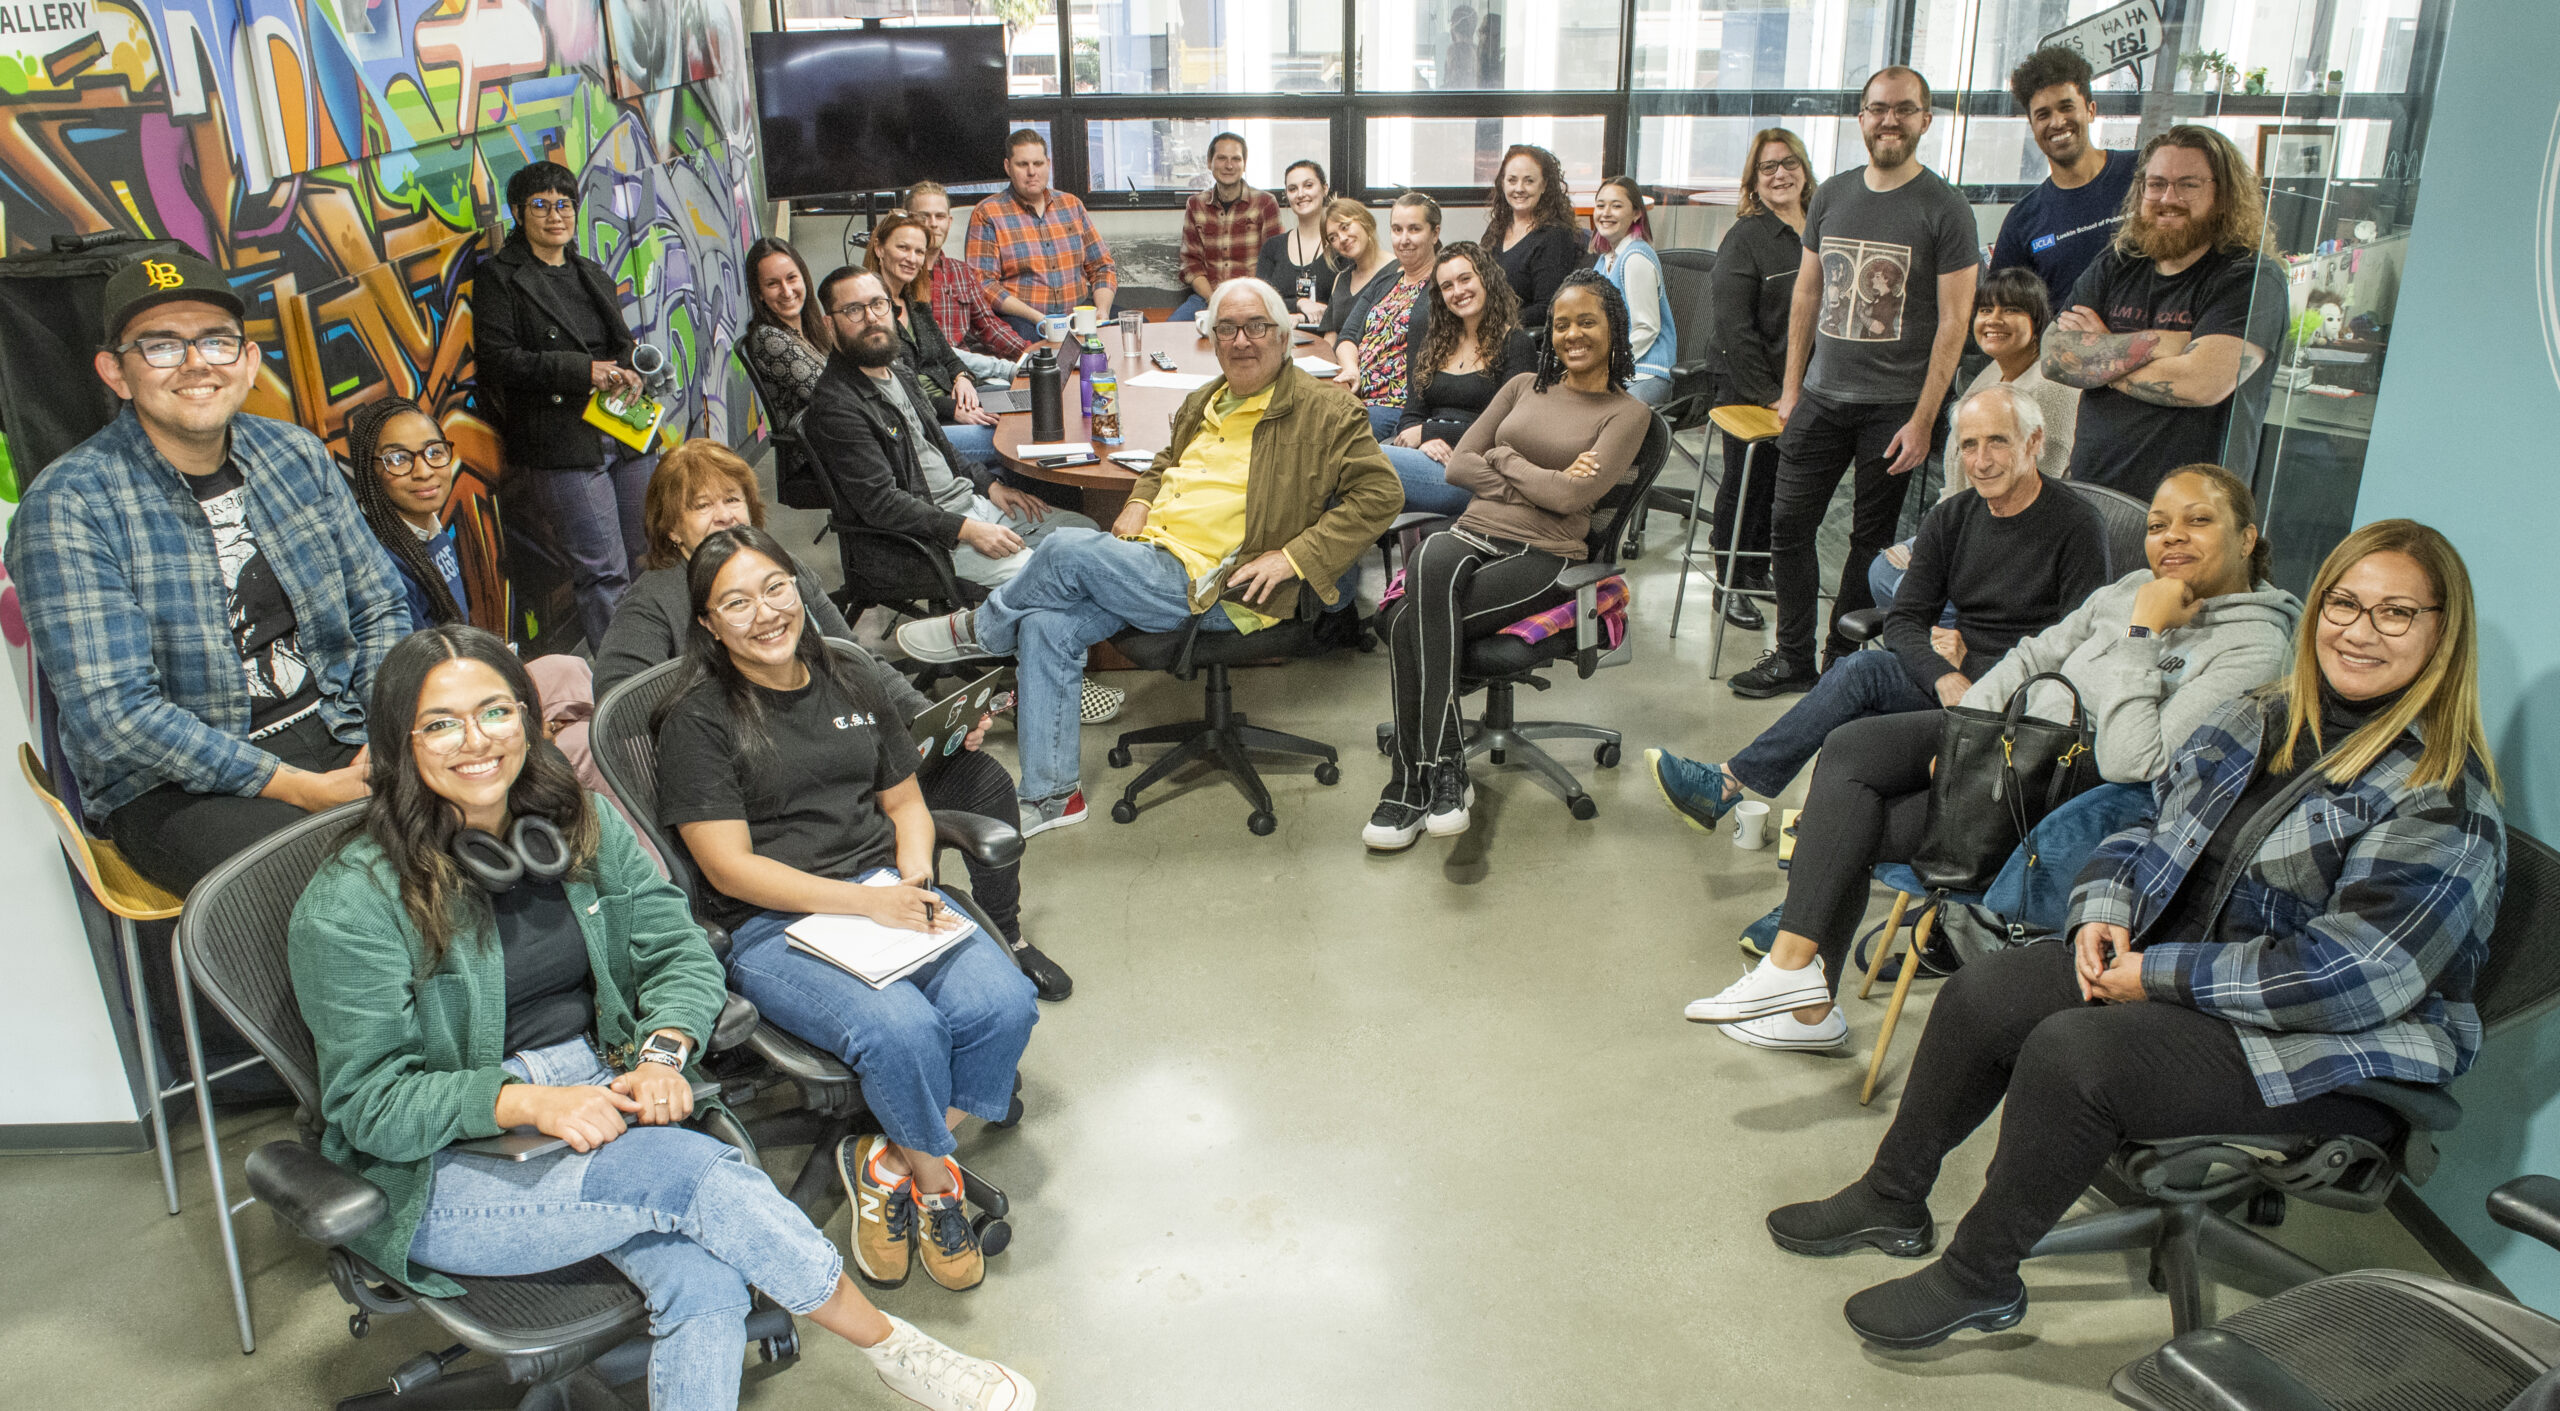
top-left (2150, 1328), bottom-right (2339, 1411)
top-left (1389, 510), bottom-right (1456, 534)
top-left (2341, 1077), bottom-right (2463, 1133)
top-left (2489, 1174), bottom-right (2560, 1255)
top-left (1835, 608), bottom-right (1886, 645)
top-left (1169, 609), bottom-right (1214, 679)
top-left (932, 807), bottom-right (1025, 868)
top-left (245, 1140), bottom-right (388, 1249)
top-left (1558, 562), bottom-right (1618, 592)
top-left (834, 523), bottom-right (966, 607)
top-left (710, 991), bottom-right (761, 1053)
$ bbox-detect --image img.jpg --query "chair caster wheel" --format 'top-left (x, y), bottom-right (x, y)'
top-left (1594, 742), bottom-right (1621, 768)
top-left (759, 1328), bottom-right (800, 1363)
top-left (973, 1214), bottom-right (1013, 1257)
top-left (2246, 1190), bottom-right (2287, 1227)
top-left (350, 1311), bottom-right (371, 1339)
top-left (990, 1092), bottom-right (1025, 1129)
top-left (1109, 799), bottom-right (1138, 824)
top-left (1568, 795), bottom-right (1598, 821)
top-left (1106, 745), bottom-right (1132, 768)
top-left (1247, 811), bottom-right (1276, 836)
top-left (1314, 761), bottom-right (1340, 785)
top-left (1625, 534), bottom-right (1645, 560)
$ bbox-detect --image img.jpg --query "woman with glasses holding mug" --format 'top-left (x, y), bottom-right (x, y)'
top-left (1704, 128), bottom-right (1815, 632)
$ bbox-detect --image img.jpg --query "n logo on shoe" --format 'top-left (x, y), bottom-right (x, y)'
top-left (859, 1190), bottom-right (884, 1225)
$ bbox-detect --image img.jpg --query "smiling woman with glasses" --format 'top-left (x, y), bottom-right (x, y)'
top-left (346, 394), bottom-right (482, 629)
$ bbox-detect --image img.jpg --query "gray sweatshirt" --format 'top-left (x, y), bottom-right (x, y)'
top-left (1962, 569), bottom-right (2301, 785)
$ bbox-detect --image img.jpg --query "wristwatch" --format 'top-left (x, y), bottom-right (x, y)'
top-left (2126, 625), bottom-right (2156, 640)
top-left (637, 1032), bottom-right (689, 1069)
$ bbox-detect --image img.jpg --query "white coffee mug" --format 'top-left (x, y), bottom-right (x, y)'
top-left (1193, 309), bottom-right (1214, 339)
top-left (1731, 800), bottom-right (1772, 850)
top-left (1036, 313), bottom-right (1073, 342)
top-left (1071, 304), bottom-right (1099, 337)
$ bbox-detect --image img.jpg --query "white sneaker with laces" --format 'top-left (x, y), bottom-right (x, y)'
top-left (1683, 954), bottom-right (1831, 1024)
top-left (861, 1314), bottom-right (1037, 1411)
top-left (1719, 1008), bottom-right (1849, 1052)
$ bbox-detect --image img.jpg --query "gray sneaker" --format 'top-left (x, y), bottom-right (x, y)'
top-left (1018, 790), bottom-right (1086, 838)
top-left (897, 609), bottom-right (986, 664)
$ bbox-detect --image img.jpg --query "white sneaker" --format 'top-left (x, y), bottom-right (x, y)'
top-left (1720, 1008), bottom-right (1848, 1052)
top-left (861, 1314), bottom-right (1037, 1411)
top-left (1683, 954), bottom-right (1831, 1024)
top-left (896, 609), bottom-right (986, 664)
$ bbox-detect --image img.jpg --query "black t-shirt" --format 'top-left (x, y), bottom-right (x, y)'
top-left (2061, 243), bottom-right (2290, 498)
top-left (1258, 229), bottom-right (1344, 307)
top-left (1400, 327), bottom-right (1537, 441)
top-left (1882, 477), bottom-right (2110, 692)
top-left (655, 668), bottom-right (920, 930)
top-left (529, 256), bottom-right (612, 359)
top-left (188, 462), bottom-right (320, 737)
top-left (493, 875), bottom-right (597, 1055)
top-left (1803, 165), bottom-right (1982, 404)
top-left (1490, 224), bottom-right (1587, 330)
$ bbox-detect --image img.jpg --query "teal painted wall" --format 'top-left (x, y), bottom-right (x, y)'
top-left (2356, 0), bottom-right (2560, 1304)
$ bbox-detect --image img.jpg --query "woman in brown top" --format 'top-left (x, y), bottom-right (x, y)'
top-left (1367, 269), bottom-right (1652, 851)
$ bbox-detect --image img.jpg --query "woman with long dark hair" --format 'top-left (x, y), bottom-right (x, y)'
top-left (1385, 242), bottom-right (1532, 517)
top-left (1256, 159), bottom-right (1346, 324)
top-left (1365, 270), bottom-right (1651, 851)
top-left (288, 625), bottom-right (1032, 1411)
top-left (741, 235), bottom-right (832, 437)
top-left (345, 395), bottom-right (471, 629)
top-left (654, 528), bottom-right (1039, 1297)
top-left (1481, 144), bottom-right (1585, 330)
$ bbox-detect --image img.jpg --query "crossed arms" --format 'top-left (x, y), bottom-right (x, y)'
top-left (2042, 307), bottom-right (2266, 408)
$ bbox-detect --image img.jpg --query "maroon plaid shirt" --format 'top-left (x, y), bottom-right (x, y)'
top-left (1180, 186), bottom-right (1282, 289)
top-left (921, 256), bottom-right (1028, 359)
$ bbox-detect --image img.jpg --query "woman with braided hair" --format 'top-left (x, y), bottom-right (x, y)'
top-left (345, 395), bottom-right (474, 630)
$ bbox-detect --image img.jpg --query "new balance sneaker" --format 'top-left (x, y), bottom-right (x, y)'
top-left (1079, 678), bottom-right (1126, 725)
top-left (1644, 749), bottom-right (1746, 833)
top-left (1766, 1180), bottom-right (1936, 1259)
top-left (1738, 904), bottom-right (1784, 958)
top-left (840, 1134), bottom-right (914, 1289)
top-left (914, 1167), bottom-right (986, 1291)
top-left (1683, 954), bottom-right (1831, 1024)
top-left (1363, 797), bottom-right (1426, 852)
top-left (1729, 650), bottom-right (1819, 700)
top-left (1842, 1262), bottom-right (2029, 1351)
top-left (897, 609), bottom-right (987, 664)
top-left (1004, 933), bottom-right (1072, 1001)
top-left (1718, 1007), bottom-right (1848, 1051)
top-left (1017, 790), bottom-right (1085, 839)
top-left (1423, 760), bottom-right (1474, 838)
top-left (859, 1314), bottom-right (1036, 1411)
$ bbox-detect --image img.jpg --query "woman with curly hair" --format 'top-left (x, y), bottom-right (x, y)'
top-left (1385, 241), bottom-right (1534, 516)
top-left (345, 395), bottom-right (473, 630)
top-left (1482, 144), bottom-right (1586, 330)
top-left (1365, 270), bottom-right (1652, 851)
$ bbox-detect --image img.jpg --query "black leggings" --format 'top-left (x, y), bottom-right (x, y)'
top-left (1379, 528), bottom-right (1574, 799)
top-left (919, 747), bottom-right (1023, 942)
top-left (1866, 943), bottom-right (2401, 1292)
top-left (1780, 709), bottom-right (1939, 998)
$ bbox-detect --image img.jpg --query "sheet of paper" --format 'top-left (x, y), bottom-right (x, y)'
top-left (782, 871), bottom-right (976, 989)
top-left (1293, 356), bottom-right (1341, 377)
top-left (1124, 369), bottom-right (1215, 390)
top-left (1014, 440), bottom-right (1095, 458)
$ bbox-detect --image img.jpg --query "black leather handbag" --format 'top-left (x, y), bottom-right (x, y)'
top-left (1908, 672), bottom-right (2101, 894)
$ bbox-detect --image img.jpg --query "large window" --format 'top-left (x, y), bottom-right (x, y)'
top-left (1366, 114), bottom-right (1610, 189)
top-left (1357, 0), bottom-right (1625, 92)
top-left (1070, 0), bottom-right (1345, 94)
top-left (1632, 0), bottom-right (1896, 92)
top-left (1086, 118), bottom-right (1334, 191)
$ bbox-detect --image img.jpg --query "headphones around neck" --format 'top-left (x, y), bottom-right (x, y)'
top-left (451, 815), bottom-right (572, 894)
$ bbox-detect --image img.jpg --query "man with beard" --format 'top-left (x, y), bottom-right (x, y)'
top-left (1990, 46), bottom-right (2139, 308)
top-left (2042, 126), bottom-right (2288, 498)
top-left (800, 267), bottom-right (1095, 587)
top-left (1741, 65), bottom-right (1981, 699)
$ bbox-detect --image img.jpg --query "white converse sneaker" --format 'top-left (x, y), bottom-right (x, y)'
top-left (1683, 954), bottom-right (1831, 1024)
top-left (860, 1314), bottom-right (1037, 1411)
top-left (1720, 1008), bottom-right (1849, 1052)
top-left (896, 609), bottom-right (987, 664)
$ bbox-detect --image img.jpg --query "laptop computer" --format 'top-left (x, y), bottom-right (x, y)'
top-left (908, 665), bottom-right (1015, 777)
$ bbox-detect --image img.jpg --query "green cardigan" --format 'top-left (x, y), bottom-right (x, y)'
top-left (286, 800), bottom-right (728, 1296)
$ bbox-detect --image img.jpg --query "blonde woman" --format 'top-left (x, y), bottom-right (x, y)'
top-left (1704, 127), bottom-right (1814, 630)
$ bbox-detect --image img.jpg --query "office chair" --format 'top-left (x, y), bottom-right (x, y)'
top-left (587, 649), bottom-right (1020, 1246)
top-left (1105, 605), bottom-right (1343, 836)
top-left (1832, 478), bottom-right (2154, 649)
top-left (1627, 246), bottom-right (1720, 560)
top-left (1368, 411), bottom-right (1674, 821)
top-left (740, 357), bottom-right (828, 513)
top-left (178, 804), bottom-right (798, 1407)
top-left (2029, 827), bottom-right (2560, 1337)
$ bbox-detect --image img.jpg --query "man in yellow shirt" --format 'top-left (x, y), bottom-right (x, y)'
top-left (899, 279), bottom-right (1402, 835)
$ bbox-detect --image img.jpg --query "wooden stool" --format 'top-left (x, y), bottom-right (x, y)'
top-left (1674, 405), bottom-right (1783, 676)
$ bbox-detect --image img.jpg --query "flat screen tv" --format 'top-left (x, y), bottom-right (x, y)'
top-left (751, 26), bottom-right (1010, 201)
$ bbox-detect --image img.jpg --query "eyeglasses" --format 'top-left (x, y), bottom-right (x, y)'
top-left (832, 296), bottom-right (895, 323)
top-left (377, 440), bottom-right (455, 476)
top-left (712, 578), bottom-right (802, 626)
top-left (413, 702), bottom-right (526, 756)
top-left (525, 197), bottom-right (577, 215)
top-left (1212, 319), bottom-right (1280, 343)
top-left (2142, 176), bottom-right (2213, 198)
top-left (1755, 156), bottom-right (1804, 177)
top-left (2320, 591), bottom-right (2440, 638)
top-left (1861, 102), bottom-right (1926, 120)
top-left (113, 335), bottom-right (245, 369)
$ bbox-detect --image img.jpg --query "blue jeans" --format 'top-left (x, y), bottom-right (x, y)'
top-left (1983, 781), bottom-right (2153, 934)
top-left (1869, 541), bottom-right (1958, 627)
top-left (1725, 649), bottom-right (1938, 797)
top-left (972, 528), bottom-right (1233, 803)
top-left (726, 906), bottom-right (1036, 1155)
top-left (508, 445), bottom-right (658, 647)
top-left (1365, 402), bottom-right (1401, 440)
top-left (944, 421), bottom-right (1000, 472)
top-left (408, 1038), bottom-right (842, 1411)
top-left (1628, 375), bottom-right (1673, 407)
top-left (1171, 292), bottom-right (1210, 321)
top-left (1383, 445), bottom-right (1473, 517)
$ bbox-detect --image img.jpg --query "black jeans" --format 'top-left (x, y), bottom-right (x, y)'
top-left (1379, 528), bottom-right (1575, 799)
top-left (1708, 419), bottom-right (1777, 588)
top-left (1778, 709), bottom-right (1939, 997)
top-left (1865, 943), bottom-right (2401, 1292)
top-left (918, 747), bottom-right (1024, 943)
top-left (1769, 393), bottom-right (1919, 668)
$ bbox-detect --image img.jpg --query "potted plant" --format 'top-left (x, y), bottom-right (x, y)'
top-left (2245, 66), bottom-right (2267, 95)
top-left (2326, 68), bottom-right (2345, 95)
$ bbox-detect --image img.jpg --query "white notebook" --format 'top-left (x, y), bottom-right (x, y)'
top-left (783, 871), bottom-right (975, 990)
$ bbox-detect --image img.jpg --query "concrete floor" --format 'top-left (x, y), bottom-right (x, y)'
top-left (0, 468), bottom-right (2450, 1409)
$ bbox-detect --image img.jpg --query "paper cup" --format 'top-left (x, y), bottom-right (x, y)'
top-left (1731, 800), bottom-right (1772, 850)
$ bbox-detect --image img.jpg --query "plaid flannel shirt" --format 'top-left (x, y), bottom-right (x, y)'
top-left (2069, 694), bottom-right (2507, 1106)
top-left (4, 404), bottom-right (410, 817)
top-left (1180, 186), bottom-right (1282, 289)
top-left (922, 255), bottom-right (1029, 359)
top-left (965, 187), bottom-right (1116, 317)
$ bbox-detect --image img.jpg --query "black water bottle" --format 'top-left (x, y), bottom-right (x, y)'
top-left (1026, 345), bottom-right (1065, 443)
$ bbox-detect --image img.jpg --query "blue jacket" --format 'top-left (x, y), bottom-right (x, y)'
top-left (1602, 236), bottom-right (1678, 383)
top-left (2070, 693), bottom-right (2507, 1107)
top-left (5, 404), bottom-right (411, 817)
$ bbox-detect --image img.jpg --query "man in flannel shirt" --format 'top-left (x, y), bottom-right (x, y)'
top-left (1172, 132), bottom-right (1282, 322)
top-left (965, 129), bottom-right (1118, 340)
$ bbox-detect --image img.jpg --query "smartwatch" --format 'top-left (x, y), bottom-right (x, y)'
top-left (2126, 625), bottom-right (2155, 640)
top-left (637, 1032), bottom-right (689, 1069)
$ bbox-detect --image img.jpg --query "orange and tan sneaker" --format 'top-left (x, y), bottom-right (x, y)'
top-left (913, 1160), bottom-right (986, 1291)
top-left (840, 1134), bottom-right (914, 1289)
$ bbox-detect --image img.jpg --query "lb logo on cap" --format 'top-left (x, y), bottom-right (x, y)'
top-left (142, 260), bottom-right (183, 291)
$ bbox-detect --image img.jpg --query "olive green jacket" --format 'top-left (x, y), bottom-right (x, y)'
top-left (285, 802), bottom-right (726, 1296)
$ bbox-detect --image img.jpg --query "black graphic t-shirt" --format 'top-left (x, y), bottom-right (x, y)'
top-left (188, 462), bottom-right (319, 738)
top-left (1803, 165), bottom-right (1982, 405)
top-left (2060, 243), bottom-right (2290, 498)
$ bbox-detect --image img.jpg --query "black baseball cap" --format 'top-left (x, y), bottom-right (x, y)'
top-left (101, 251), bottom-right (246, 347)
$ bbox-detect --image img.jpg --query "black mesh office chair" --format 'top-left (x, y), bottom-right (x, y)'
top-left (2032, 828), bottom-right (2560, 1339)
top-left (588, 649), bottom-right (1021, 1245)
top-left (1833, 477), bottom-right (2154, 649)
top-left (1629, 247), bottom-right (1720, 559)
top-left (1105, 608), bottom-right (1343, 836)
top-left (182, 804), bottom-right (798, 1409)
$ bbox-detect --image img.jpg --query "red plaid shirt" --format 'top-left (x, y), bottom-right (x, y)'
top-left (964, 187), bottom-right (1116, 317)
top-left (1180, 186), bottom-right (1282, 289)
top-left (921, 256), bottom-right (1028, 359)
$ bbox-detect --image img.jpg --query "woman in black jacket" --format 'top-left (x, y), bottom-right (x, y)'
top-left (1705, 128), bottom-right (1813, 631)
top-left (1483, 144), bottom-right (1587, 330)
top-left (475, 160), bottom-right (654, 650)
top-left (1257, 160), bottom-right (1346, 324)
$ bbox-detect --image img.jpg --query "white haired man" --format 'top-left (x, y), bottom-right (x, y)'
top-left (898, 278), bottom-right (1403, 836)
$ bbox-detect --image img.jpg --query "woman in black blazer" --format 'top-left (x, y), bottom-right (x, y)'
top-left (1482, 144), bottom-right (1588, 330)
top-left (475, 160), bottom-right (653, 649)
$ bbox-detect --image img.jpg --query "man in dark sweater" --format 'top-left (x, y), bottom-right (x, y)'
top-left (1647, 383), bottom-right (2107, 821)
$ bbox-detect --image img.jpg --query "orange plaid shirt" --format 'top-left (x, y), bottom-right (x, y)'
top-left (964, 187), bottom-right (1117, 317)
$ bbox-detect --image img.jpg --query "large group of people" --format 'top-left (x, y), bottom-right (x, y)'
top-left (0, 52), bottom-right (2509, 1407)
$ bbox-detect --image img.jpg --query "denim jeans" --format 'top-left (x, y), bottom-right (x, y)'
top-left (950, 494), bottom-right (1099, 588)
top-left (1725, 649), bottom-right (1938, 797)
top-left (506, 445), bottom-right (659, 648)
top-left (407, 1037), bottom-right (842, 1411)
top-left (726, 905), bottom-right (1036, 1155)
top-left (1383, 445), bottom-right (1473, 517)
top-left (1869, 544), bottom-right (1958, 628)
top-left (1171, 292), bottom-right (1210, 321)
top-left (972, 528), bottom-right (1234, 803)
top-left (1628, 375), bottom-right (1674, 407)
top-left (943, 421), bottom-right (1000, 473)
top-left (1364, 402), bottom-right (1401, 440)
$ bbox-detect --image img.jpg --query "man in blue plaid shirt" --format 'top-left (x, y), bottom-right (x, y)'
top-left (6, 251), bottom-right (410, 896)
